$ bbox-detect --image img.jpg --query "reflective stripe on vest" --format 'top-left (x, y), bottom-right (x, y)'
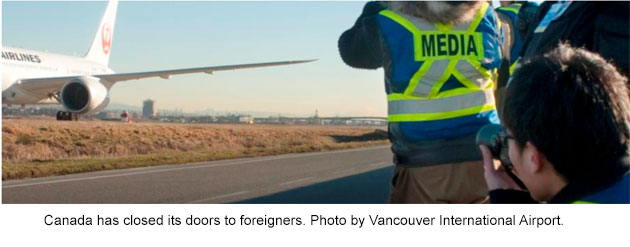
top-left (510, 57), bottom-right (520, 75)
top-left (379, 2), bottom-right (497, 122)
top-left (498, 3), bottom-right (522, 15)
top-left (571, 201), bottom-right (599, 204)
top-left (388, 90), bottom-right (495, 122)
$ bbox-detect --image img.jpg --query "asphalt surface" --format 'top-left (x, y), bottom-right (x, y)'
top-left (2, 145), bottom-right (394, 204)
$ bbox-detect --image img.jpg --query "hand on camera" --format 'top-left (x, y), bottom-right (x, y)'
top-left (479, 145), bottom-right (522, 191)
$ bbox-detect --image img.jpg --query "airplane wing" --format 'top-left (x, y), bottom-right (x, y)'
top-left (99, 59), bottom-right (316, 82)
top-left (16, 59), bottom-right (316, 96)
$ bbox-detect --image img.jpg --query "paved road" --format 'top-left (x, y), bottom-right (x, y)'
top-left (3, 146), bottom-right (394, 204)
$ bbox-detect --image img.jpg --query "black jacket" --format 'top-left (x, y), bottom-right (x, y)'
top-left (338, 2), bottom-right (387, 71)
top-left (521, 1), bottom-right (629, 76)
top-left (490, 159), bottom-right (630, 204)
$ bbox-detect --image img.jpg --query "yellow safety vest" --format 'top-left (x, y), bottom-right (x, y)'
top-left (379, 2), bottom-right (499, 123)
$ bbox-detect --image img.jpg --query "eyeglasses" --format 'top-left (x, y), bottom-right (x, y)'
top-left (498, 131), bottom-right (515, 171)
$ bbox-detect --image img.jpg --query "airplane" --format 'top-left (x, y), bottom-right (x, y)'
top-left (1, 0), bottom-right (315, 120)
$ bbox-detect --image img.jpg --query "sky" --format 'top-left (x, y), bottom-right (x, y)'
top-left (2, 1), bottom-right (386, 117)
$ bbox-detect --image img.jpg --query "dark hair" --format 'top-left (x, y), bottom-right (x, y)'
top-left (503, 43), bottom-right (630, 182)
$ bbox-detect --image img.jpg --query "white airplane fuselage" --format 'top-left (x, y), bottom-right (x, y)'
top-left (2, 46), bottom-right (115, 106)
top-left (2, 0), bottom-right (314, 120)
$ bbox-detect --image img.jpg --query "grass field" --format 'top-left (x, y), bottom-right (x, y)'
top-left (2, 119), bottom-right (389, 180)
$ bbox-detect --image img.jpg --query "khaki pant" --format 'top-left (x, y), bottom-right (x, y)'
top-left (388, 161), bottom-right (489, 204)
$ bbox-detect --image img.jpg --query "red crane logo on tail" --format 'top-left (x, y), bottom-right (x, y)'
top-left (101, 23), bottom-right (112, 55)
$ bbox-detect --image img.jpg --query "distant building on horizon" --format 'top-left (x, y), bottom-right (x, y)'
top-left (142, 99), bottom-right (157, 119)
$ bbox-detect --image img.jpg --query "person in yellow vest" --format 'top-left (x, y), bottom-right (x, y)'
top-left (496, 1), bottom-right (539, 74)
top-left (339, 1), bottom-right (504, 203)
top-left (494, 1), bottom-right (538, 117)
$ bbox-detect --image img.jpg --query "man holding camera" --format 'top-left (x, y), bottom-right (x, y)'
top-left (480, 44), bottom-right (630, 204)
top-left (338, 1), bottom-right (504, 203)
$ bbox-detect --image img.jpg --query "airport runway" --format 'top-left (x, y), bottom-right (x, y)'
top-left (3, 145), bottom-right (394, 204)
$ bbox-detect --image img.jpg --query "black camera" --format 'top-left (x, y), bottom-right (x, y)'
top-left (475, 124), bottom-right (512, 168)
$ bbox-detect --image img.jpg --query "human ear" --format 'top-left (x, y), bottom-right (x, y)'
top-left (526, 141), bottom-right (544, 173)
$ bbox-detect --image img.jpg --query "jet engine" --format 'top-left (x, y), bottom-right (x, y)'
top-left (60, 76), bottom-right (110, 115)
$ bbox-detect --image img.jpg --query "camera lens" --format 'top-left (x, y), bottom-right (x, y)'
top-left (476, 124), bottom-right (503, 156)
top-left (476, 124), bottom-right (512, 166)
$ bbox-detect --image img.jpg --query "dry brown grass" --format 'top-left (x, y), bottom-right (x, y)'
top-left (2, 119), bottom-right (389, 180)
